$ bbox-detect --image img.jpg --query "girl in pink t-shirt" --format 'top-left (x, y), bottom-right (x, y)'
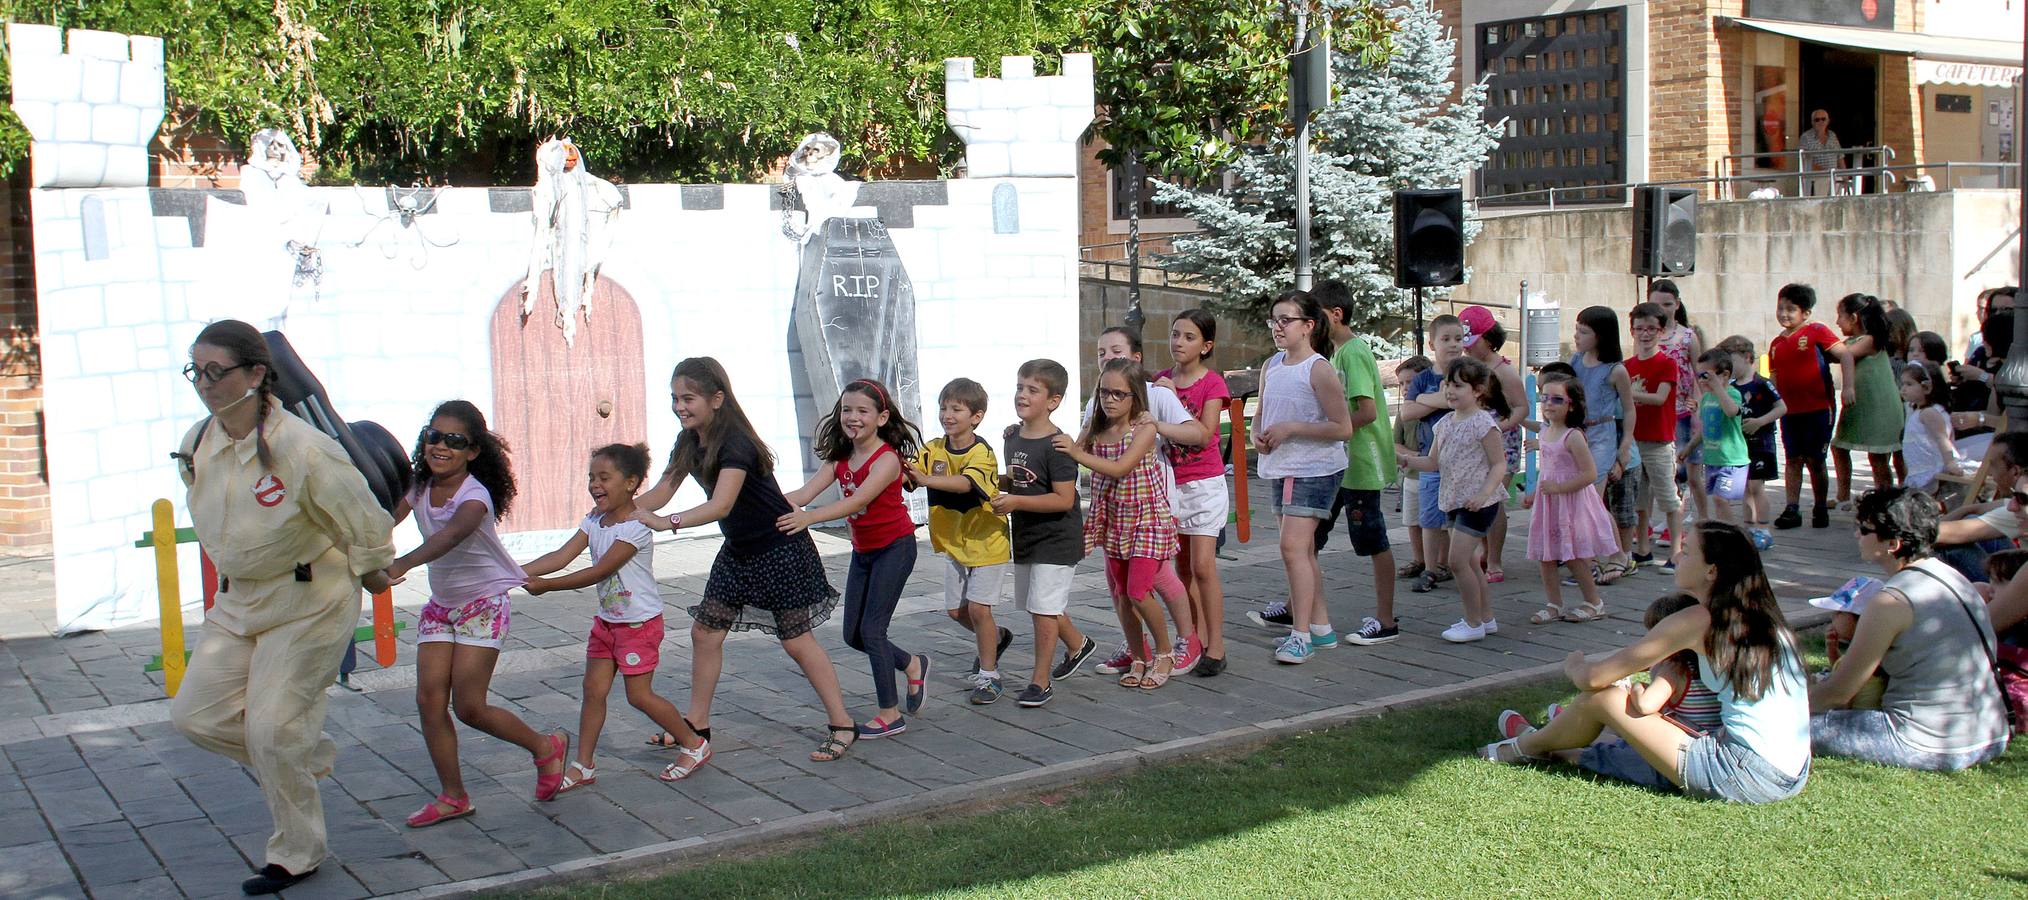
top-left (387, 401), bottom-right (564, 828)
top-left (1157, 309), bottom-right (1232, 673)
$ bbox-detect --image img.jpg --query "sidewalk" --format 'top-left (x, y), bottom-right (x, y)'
top-left (0, 494), bottom-right (1850, 899)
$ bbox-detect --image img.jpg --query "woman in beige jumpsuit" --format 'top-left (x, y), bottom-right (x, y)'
top-left (168, 320), bottom-right (397, 896)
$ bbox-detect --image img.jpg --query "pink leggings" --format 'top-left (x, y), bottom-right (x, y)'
top-left (1104, 556), bottom-right (1186, 601)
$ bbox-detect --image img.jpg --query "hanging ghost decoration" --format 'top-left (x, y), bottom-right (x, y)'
top-left (781, 132), bottom-right (858, 244)
top-left (524, 137), bottom-right (624, 346)
top-left (236, 129), bottom-right (326, 329)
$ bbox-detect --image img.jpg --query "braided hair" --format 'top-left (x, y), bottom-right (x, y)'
top-left (191, 320), bottom-right (279, 470)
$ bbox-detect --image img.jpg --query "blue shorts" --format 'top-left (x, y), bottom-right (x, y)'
top-left (1579, 732), bottom-right (1809, 804)
top-left (1444, 503), bottom-right (1500, 539)
top-left (1270, 472), bottom-right (1343, 520)
top-left (1315, 487), bottom-right (1391, 556)
top-left (1704, 464), bottom-right (1748, 501)
top-left (1781, 409), bottom-right (1834, 461)
top-left (1418, 471), bottom-right (1445, 529)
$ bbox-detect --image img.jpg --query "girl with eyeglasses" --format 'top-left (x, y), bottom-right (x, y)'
top-left (1057, 358), bottom-right (1182, 687)
top-left (386, 401), bottom-right (569, 828)
top-left (1522, 375), bottom-right (1618, 625)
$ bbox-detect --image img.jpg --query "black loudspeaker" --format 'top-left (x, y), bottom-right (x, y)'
top-left (1392, 189), bottom-right (1464, 288)
top-left (1632, 186), bottom-right (1697, 276)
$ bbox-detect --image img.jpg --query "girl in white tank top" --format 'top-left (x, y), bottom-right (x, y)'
top-left (1253, 292), bottom-right (1354, 665)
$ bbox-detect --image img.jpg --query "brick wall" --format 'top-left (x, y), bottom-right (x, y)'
top-left (0, 172), bottom-right (50, 554)
top-left (1646, 0), bottom-right (1747, 191)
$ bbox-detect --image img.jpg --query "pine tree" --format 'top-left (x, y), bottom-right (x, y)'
top-left (1154, 0), bottom-right (1498, 353)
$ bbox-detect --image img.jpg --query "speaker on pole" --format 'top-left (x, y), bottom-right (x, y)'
top-left (1392, 189), bottom-right (1465, 288)
top-left (1632, 186), bottom-right (1697, 276)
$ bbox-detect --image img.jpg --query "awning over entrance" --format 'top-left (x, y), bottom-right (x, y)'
top-left (1721, 16), bottom-right (2022, 66)
top-left (1916, 60), bottom-right (2021, 88)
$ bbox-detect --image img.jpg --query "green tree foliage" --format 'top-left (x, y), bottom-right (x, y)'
top-left (0, 0), bottom-right (1092, 183)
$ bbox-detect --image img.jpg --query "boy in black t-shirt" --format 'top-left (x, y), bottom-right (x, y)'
top-left (1720, 336), bottom-right (1786, 545)
top-left (991, 359), bottom-right (1097, 707)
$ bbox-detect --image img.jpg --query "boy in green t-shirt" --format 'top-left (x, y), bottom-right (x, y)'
top-left (1315, 280), bottom-right (1399, 644)
top-left (1679, 348), bottom-right (1748, 525)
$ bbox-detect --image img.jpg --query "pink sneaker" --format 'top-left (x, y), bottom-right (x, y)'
top-left (1497, 709), bottom-right (1536, 740)
top-left (1171, 635), bottom-right (1203, 676)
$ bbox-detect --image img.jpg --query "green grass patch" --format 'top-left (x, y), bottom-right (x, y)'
top-left (521, 637), bottom-right (2027, 897)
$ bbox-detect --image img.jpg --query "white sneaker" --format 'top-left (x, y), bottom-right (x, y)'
top-left (1483, 618), bottom-right (1499, 635)
top-left (1442, 619), bottom-right (1488, 643)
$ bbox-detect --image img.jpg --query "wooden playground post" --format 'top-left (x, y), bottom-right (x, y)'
top-left (148, 499), bottom-right (187, 697)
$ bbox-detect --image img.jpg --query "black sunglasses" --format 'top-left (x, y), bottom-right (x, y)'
top-left (419, 426), bottom-right (473, 451)
top-left (182, 362), bottom-right (251, 385)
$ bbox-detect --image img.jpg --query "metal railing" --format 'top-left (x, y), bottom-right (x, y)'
top-left (1466, 159), bottom-right (2020, 212)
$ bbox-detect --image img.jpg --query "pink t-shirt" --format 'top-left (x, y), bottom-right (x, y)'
top-left (409, 476), bottom-right (527, 606)
top-left (1158, 368), bottom-right (1231, 484)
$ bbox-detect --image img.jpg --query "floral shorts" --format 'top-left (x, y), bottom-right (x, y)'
top-left (418, 593), bottom-right (511, 649)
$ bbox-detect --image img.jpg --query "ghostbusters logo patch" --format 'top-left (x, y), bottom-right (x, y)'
top-left (252, 474), bottom-right (287, 508)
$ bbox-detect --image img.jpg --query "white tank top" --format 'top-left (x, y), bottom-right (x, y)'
top-left (1257, 350), bottom-right (1346, 479)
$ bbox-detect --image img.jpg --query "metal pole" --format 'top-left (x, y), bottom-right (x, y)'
top-left (1125, 150), bottom-right (1144, 334)
top-left (1414, 286), bottom-right (1425, 356)
top-left (2006, 10), bottom-right (2028, 435)
top-left (1292, 17), bottom-right (1314, 291)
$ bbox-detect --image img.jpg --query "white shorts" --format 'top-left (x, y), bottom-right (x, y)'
top-left (1400, 475), bottom-right (1422, 522)
top-left (1014, 562), bottom-right (1075, 616)
top-left (1173, 477), bottom-right (1229, 537)
top-left (943, 558), bottom-right (1009, 610)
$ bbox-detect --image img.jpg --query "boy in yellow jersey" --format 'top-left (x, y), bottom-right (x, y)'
top-left (906, 378), bottom-right (1016, 704)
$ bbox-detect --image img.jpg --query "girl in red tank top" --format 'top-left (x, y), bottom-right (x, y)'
top-left (781, 379), bottom-right (926, 739)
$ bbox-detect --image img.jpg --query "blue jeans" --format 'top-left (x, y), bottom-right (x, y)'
top-left (1812, 709), bottom-right (2009, 772)
top-left (843, 535), bottom-right (917, 710)
top-left (1580, 731), bottom-right (1809, 803)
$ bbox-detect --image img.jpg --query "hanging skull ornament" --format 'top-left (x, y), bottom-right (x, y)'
top-left (524, 137), bottom-right (624, 346)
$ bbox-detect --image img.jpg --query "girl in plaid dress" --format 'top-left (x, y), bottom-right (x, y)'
top-left (1057, 357), bottom-right (1183, 689)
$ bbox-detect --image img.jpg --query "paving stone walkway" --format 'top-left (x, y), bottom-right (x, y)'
top-left (0, 490), bottom-right (1854, 899)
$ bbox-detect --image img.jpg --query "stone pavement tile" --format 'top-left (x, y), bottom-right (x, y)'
top-left (758, 773), bottom-right (866, 813)
top-left (120, 791), bottom-right (208, 829)
top-left (659, 769), bottom-right (800, 827)
top-left (327, 750), bottom-right (423, 803)
top-left (0, 799), bottom-right (54, 849)
top-left (777, 754), bottom-right (924, 804)
top-left (852, 739), bottom-right (979, 789)
top-left (471, 802), bottom-right (596, 866)
top-left (99, 874), bottom-right (179, 898)
top-left (388, 819), bottom-right (524, 882)
top-left (26, 766), bottom-right (123, 829)
top-left (138, 820), bottom-right (250, 895)
top-left (884, 723), bottom-right (1031, 779)
top-left (6, 737), bottom-right (85, 778)
top-left (148, 740), bottom-right (239, 780)
top-left (538, 790), bottom-right (664, 854)
top-left (0, 841), bottom-right (83, 898)
top-left (342, 854), bottom-right (449, 896)
top-left (596, 772), bottom-right (736, 841)
top-left (322, 815), bottom-right (413, 863)
top-left (269, 864), bottom-right (370, 900)
top-left (61, 820), bottom-right (168, 892)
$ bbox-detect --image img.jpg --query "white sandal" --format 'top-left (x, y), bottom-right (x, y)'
top-left (659, 738), bottom-right (713, 782)
top-left (1478, 736), bottom-right (1547, 765)
top-left (555, 761), bottom-right (596, 794)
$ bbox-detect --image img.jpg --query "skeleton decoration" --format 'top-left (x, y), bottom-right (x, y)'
top-left (779, 132), bottom-right (858, 243)
top-left (524, 138), bottom-right (624, 346)
top-left (243, 129), bottom-right (307, 204)
top-left (240, 129), bottom-right (327, 328)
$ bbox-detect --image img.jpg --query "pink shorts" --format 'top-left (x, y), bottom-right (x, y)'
top-left (1103, 556), bottom-right (1183, 601)
top-left (588, 615), bottom-right (665, 675)
top-left (417, 593), bottom-right (510, 649)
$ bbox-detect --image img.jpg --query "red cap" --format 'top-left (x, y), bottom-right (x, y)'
top-left (1459, 305), bottom-right (1497, 347)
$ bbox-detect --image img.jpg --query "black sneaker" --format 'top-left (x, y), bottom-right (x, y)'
top-left (1773, 507), bottom-right (1801, 529)
top-left (1246, 602), bottom-right (1293, 629)
top-left (967, 626), bottom-right (1017, 678)
top-left (1192, 655), bottom-right (1227, 677)
top-left (1051, 637), bottom-right (1098, 680)
top-left (242, 864), bottom-right (317, 895)
top-left (1812, 506), bottom-right (1830, 528)
top-left (1344, 616), bottom-right (1399, 645)
top-left (1015, 683), bottom-right (1053, 707)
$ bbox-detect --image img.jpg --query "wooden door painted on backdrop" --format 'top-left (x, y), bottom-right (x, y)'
top-left (490, 273), bottom-right (647, 532)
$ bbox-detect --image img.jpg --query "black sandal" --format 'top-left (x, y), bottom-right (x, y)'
top-left (647, 719), bottom-right (710, 747)
top-left (810, 724), bottom-right (856, 762)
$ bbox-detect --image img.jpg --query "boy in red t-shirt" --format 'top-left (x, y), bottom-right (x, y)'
top-left (1767, 283), bottom-right (1841, 530)
top-left (1626, 302), bottom-right (1684, 570)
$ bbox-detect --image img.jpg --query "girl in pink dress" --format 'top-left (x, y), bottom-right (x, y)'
top-left (1526, 376), bottom-right (1620, 624)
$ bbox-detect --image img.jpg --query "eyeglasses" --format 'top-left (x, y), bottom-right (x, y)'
top-left (1812, 116), bottom-right (1828, 122)
top-left (1630, 325), bottom-right (1661, 334)
top-left (1096, 388), bottom-right (1133, 402)
top-left (1265, 315), bottom-right (1310, 330)
top-left (1540, 396), bottom-right (1568, 406)
top-left (182, 362), bottom-right (250, 385)
top-left (419, 426), bottom-right (474, 451)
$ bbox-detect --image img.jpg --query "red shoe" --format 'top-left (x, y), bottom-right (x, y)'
top-left (405, 793), bottom-right (474, 828)
top-left (1096, 640), bottom-right (1153, 676)
top-left (1497, 709), bottom-right (1536, 740)
top-left (1171, 635), bottom-right (1203, 676)
top-left (533, 731), bottom-right (569, 801)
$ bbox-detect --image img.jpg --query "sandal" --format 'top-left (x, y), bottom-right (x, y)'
top-left (1529, 604), bottom-right (1564, 625)
top-left (1563, 601), bottom-right (1607, 623)
top-left (648, 717), bottom-right (707, 747)
top-left (405, 793), bottom-right (474, 828)
top-left (1486, 570), bottom-right (1507, 584)
top-left (556, 761), bottom-right (596, 794)
top-left (1396, 561), bottom-right (1426, 578)
top-left (533, 731), bottom-right (569, 801)
top-left (1119, 659), bottom-right (1147, 688)
top-left (1141, 652), bottom-right (1174, 690)
top-left (810, 724), bottom-right (856, 762)
top-left (1596, 560), bottom-right (1632, 586)
top-left (1478, 736), bottom-right (1548, 765)
top-left (904, 654), bottom-right (930, 715)
top-left (658, 739), bottom-right (713, 782)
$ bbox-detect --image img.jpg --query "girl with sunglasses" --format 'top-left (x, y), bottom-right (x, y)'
top-left (386, 401), bottom-right (569, 828)
top-left (1522, 374), bottom-right (1617, 624)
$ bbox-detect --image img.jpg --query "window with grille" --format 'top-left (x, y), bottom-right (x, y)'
top-left (1475, 10), bottom-right (1628, 206)
top-left (1109, 157), bottom-right (1196, 221)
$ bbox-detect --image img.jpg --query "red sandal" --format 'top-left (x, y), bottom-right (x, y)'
top-left (533, 731), bottom-right (569, 801)
top-left (405, 793), bottom-right (474, 828)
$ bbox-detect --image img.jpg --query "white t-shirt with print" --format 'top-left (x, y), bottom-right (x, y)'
top-left (580, 512), bottom-right (660, 623)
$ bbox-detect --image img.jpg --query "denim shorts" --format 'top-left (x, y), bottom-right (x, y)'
top-left (1315, 487), bottom-right (1391, 556)
top-left (1445, 503), bottom-right (1500, 538)
top-left (1270, 472), bottom-right (1343, 520)
top-left (1811, 709), bottom-right (2011, 772)
top-left (1580, 731), bottom-right (1809, 804)
top-left (1418, 471), bottom-right (1445, 529)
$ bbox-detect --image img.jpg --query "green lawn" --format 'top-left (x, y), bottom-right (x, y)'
top-left (523, 640), bottom-right (2027, 898)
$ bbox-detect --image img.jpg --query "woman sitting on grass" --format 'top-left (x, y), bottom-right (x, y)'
top-left (1480, 521), bottom-right (1812, 804)
top-left (1810, 486), bottom-right (2010, 771)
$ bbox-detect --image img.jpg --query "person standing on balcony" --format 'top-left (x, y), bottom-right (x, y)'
top-left (1799, 109), bottom-right (1843, 197)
